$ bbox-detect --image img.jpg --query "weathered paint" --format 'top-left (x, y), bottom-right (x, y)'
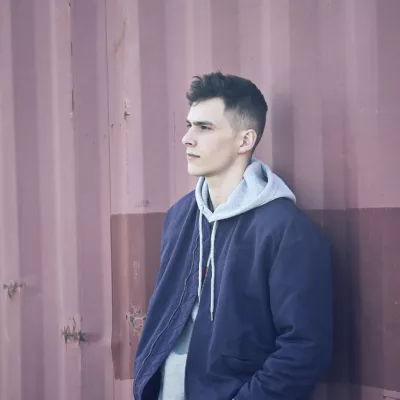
top-left (0, 0), bottom-right (113, 399)
top-left (0, 0), bottom-right (399, 399)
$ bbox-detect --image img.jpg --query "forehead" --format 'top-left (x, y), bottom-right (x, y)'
top-left (187, 98), bottom-right (229, 126)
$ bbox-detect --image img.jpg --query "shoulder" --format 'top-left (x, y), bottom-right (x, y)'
top-left (163, 190), bottom-right (196, 227)
top-left (253, 198), bottom-right (328, 247)
top-left (167, 190), bottom-right (195, 215)
top-left (171, 190), bottom-right (196, 210)
top-left (252, 198), bottom-right (298, 230)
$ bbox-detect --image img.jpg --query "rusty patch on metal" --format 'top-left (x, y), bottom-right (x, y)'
top-left (126, 306), bottom-right (147, 337)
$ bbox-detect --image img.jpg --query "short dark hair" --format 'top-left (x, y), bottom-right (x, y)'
top-left (186, 72), bottom-right (268, 149)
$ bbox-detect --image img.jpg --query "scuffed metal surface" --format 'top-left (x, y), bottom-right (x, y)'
top-left (1, 0), bottom-right (399, 399)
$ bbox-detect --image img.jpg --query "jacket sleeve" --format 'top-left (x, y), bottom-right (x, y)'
top-left (234, 213), bottom-right (333, 400)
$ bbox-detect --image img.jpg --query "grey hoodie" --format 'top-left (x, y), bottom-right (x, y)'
top-left (158, 157), bottom-right (296, 400)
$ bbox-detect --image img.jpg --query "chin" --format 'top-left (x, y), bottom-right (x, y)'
top-left (187, 166), bottom-right (206, 177)
top-left (187, 169), bottom-right (202, 177)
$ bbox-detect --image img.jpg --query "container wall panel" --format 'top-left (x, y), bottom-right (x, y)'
top-left (0, 0), bottom-right (399, 399)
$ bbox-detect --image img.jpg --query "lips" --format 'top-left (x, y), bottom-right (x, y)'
top-left (187, 153), bottom-right (200, 159)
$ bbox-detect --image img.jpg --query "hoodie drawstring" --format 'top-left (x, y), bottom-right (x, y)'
top-left (209, 220), bottom-right (218, 321)
top-left (198, 211), bottom-right (218, 321)
top-left (198, 212), bottom-right (204, 300)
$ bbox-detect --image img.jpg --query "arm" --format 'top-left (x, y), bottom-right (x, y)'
top-left (234, 214), bottom-right (333, 399)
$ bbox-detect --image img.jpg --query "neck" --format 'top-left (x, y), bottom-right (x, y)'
top-left (206, 158), bottom-right (250, 209)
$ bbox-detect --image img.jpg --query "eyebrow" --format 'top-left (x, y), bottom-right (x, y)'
top-left (186, 120), bottom-right (216, 128)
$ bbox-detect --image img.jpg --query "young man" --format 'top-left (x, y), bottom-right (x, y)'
top-left (134, 72), bottom-right (332, 400)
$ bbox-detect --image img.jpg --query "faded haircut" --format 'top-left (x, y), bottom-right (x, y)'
top-left (186, 72), bottom-right (268, 149)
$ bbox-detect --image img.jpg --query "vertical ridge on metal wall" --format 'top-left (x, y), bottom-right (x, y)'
top-left (1, 0), bottom-right (399, 399)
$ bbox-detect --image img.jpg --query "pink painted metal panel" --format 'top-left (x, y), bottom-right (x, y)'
top-left (1, 0), bottom-right (114, 399)
top-left (1, 0), bottom-right (400, 399)
top-left (0, 1), bottom-right (22, 399)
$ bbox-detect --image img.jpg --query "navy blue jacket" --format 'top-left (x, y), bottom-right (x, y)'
top-left (134, 193), bottom-right (332, 400)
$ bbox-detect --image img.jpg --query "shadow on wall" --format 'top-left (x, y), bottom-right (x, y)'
top-left (309, 209), bottom-right (400, 400)
top-left (268, 85), bottom-right (400, 400)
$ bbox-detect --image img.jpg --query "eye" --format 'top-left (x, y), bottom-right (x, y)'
top-left (200, 125), bottom-right (210, 131)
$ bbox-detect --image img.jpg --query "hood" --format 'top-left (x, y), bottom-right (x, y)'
top-left (194, 158), bottom-right (296, 321)
top-left (195, 157), bottom-right (296, 222)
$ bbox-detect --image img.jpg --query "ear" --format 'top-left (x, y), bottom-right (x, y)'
top-left (238, 129), bottom-right (257, 154)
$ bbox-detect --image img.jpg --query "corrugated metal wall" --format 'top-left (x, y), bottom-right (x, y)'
top-left (1, 0), bottom-right (399, 399)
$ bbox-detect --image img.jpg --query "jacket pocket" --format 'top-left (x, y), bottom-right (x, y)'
top-left (221, 355), bottom-right (261, 377)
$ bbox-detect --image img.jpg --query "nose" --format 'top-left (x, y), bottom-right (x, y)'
top-left (182, 129), bottom-right (196, 147)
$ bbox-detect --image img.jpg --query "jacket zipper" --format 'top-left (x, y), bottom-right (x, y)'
top-left (134, 240), bottom-right (199, 399)
top-left (183, 249), bottom-right (210, 398)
